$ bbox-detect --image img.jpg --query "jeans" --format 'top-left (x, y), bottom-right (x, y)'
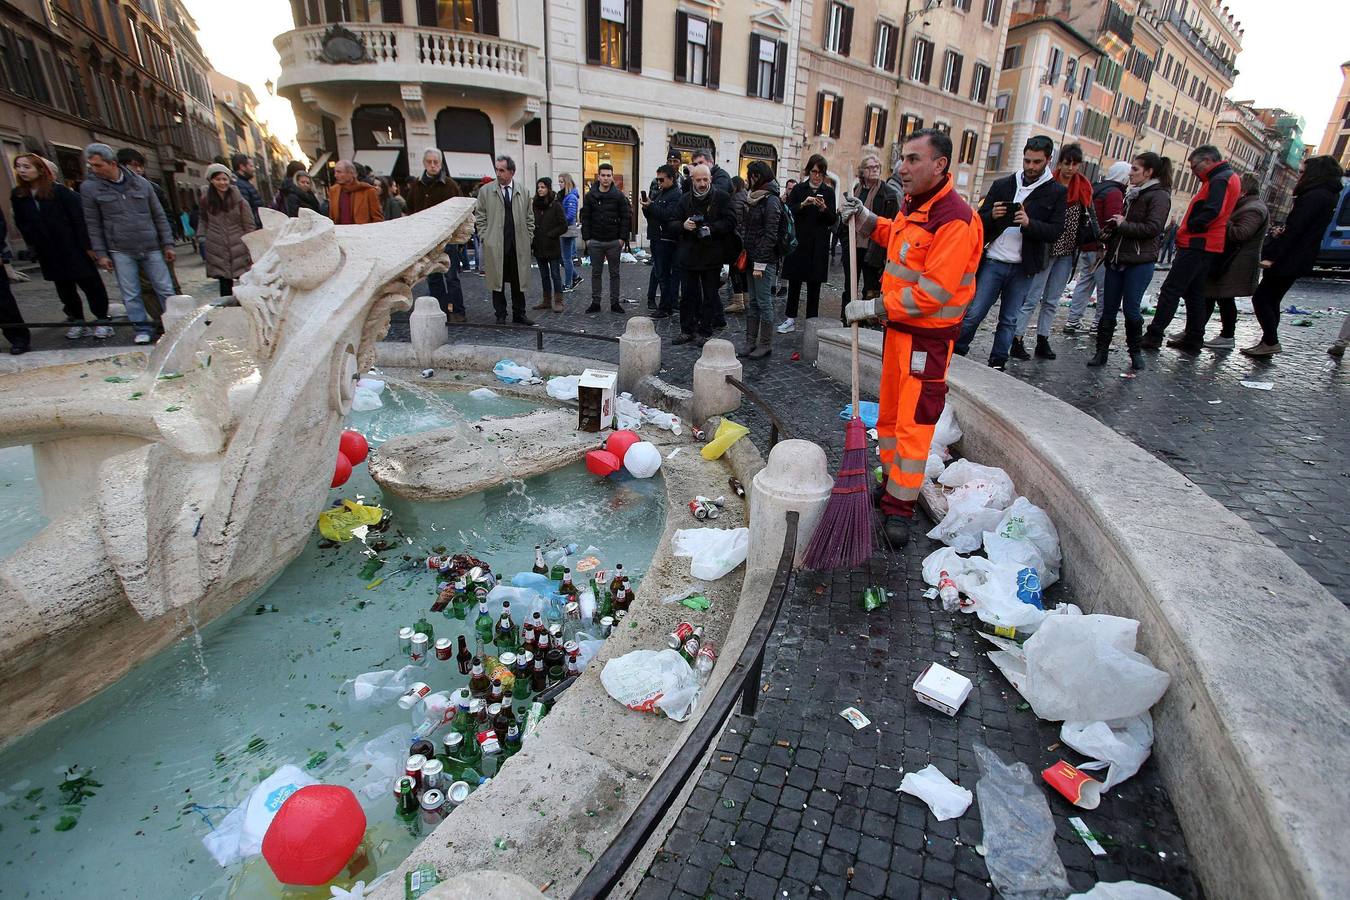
top-left (1147, 247), bottom-right (1215, 341)
top-left (955, 257), bottom-right (1034, 365)
top-left (648, 240), bottom-right (679, 312)
top-left (1016, 253), bottom-right (1074, 338)
top-left (785, 280), bottom-right (821, 319)
top-left (471, 234), bottom-right (484, 272)
top-left (537, 256), bottom-right (563, 295)
top-left (681, 267), bottom-right (721, 337)
top-left (110, 250), bottom-right (173, 336)
top-left (1068, 250), bottom-right (1106, 325)
top-left (1101, 262), bottom-right (1154, 342)
top-left (588, 239), bottom-right (623, 305)
top-left (1250, 271), bottom-right (1299, 345)
top-left (54, 275), bottom-right (110, 321)
top-left (747, 264), bottom-right (778, 323)
top-left (428, 245), bottom-right (465, 315)
top-left (560, 235), bottom-right (578, 285)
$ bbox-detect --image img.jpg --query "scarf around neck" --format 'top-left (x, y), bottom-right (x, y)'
top-left (1125, 179), bottom-right (1158, 203)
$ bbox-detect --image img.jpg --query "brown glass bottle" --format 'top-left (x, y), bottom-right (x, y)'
top-left (468, 659), bottom-right (489, 699)
top-left (530, 657), bottom-right (548, 693)
top-left (456, 636), bottom-right (472, 675)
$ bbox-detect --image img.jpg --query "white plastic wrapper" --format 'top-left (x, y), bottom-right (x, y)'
top-left (925, 452), bottom-right (945, 481)
top-left (1018, 615), bottom-right (1170, 722)
top-left (545, 375), bottom-right (580, 401)
top-left (351, 386), bottom-right (383, 411)
top-left (927, 493), bottom-right (1005, 553)
top-left (1068, 883), bottom-right (1182, 900)
top-left (898, 765), bottom-right (972, 820)
top-left (600, 649), bottom-right (701, 721)
top-left (931, 405), bottom-right (962, 457)
top-left (1060, 713), bottom-right (1155, 790)
top-left (202, 764), bottom-right (318, 867)
top-left (467, 387), bottom-right (499, 399)
top-left (983, 497), bottom-right (1062, 587)
top-left (354, 377), bottom-right (385, 395)
top-left (672, 527), bottom-right (750, 580)
top-left (937, 459), bottom-right (1015, 511)
top-left (341, 665), bottom-right (421, 710)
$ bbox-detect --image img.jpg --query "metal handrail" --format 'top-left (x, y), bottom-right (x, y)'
top-left (569, 510), bottom-right (800, 900)
top-left (725, 375), bottom-right (793, 448)
top-left (446, 321), bottom-right (620, 353)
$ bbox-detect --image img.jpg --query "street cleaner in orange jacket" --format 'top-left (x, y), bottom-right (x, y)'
top-left (840, 129), bottom-right (984, 547)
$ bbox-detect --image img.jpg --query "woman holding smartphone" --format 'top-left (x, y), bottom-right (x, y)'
top-left (778, 154), bottom-right (836, 333)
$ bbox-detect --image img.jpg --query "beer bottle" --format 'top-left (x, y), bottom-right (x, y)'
top-left (409, 738), bottom-right (437, 761)
top-left (413, 615), bottom-right (435, 642)
top-left (613, 586), bottom-right (632, 614)
top-left (396, 776), bottom-right (418, 816)
top-left (450, 690), bottom-right (473, 736)
top-left (490, 677), bottom-right (504, 707)
top-left (531, 657), bottom-right (548, 693)
top-left (513, 652), bottom-right (532, 700)
top-left (608, 564), bottom-right (625, 599)
top-left (545, 633), bottom-right (565, 673)
top-left (681, 625), bottom-right (704, 662)
top-left (533, 546), bottom-right (548, 575)
top-left (494, 691), bottom-right (516, 743)
top-left (504, 722), bottom-right (522, 757)
top-left (530, 612), bottom-right (545, 649)
top-left (474, 602), bottom-right (494, 645)
top-left (535, 629), bottom-right (550, 662)
top-left (549, 561), bottom-right (566, 581)
top-left (520, 622), bottom-right (535, 656)
top-left (728, 476), bottom-right (746, 498)
top-left (559, 568), bottom-right (579, 600)
top-left (495, 601), bottom-right (517, 652)
top-left (468, 659), bottom-right (490, 699)
top-left (451, 578), bottom-right (471, 620)
top-left (456, 635), bottom-right (472, 675)
top-left (431, 582), bottom-right (453, 613)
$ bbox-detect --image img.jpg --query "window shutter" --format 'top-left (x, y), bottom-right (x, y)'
top-left (862, 109), bottom-right (871, 145)
top-left (840, 6), bottom-right (854, 57)
top-left (747, 36), bottom-right (759, 97)
top-left (830, 95), bottom-right (843, 138)
top-left (585, 0), bottom-right (601, 64)
top-left (814, 91), bottom-right (825, 135)
top-left (479, 0), bottom-right (499, 37)
top-left (379, 0), bottom-right (403, 22)
top-left (290, 0), bottom-right (306, 26)
top-left (952, 54), bottom-right (962, 93)
top-left (877, 108), bottom-right (888, 147)
top-left (674, 10), bottom-right (688, 82)
top-left (921, 42), bottom-right (932, 83)
top-left (417, 0), bottom-right (437, 26)
top-left (707, 20), bottom-right (721, 89)
top-left (628, 0), bottom-right (643, 72)
top-left (773, 40), bottom-right (787, 102)
top-left (883, 26), bottom-right (897, 71)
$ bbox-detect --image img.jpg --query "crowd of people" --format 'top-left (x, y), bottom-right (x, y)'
top-left (2, 139), bottom-right (1346, 365)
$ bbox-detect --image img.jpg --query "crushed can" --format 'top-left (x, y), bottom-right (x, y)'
top-left (666, 622), bottom-right (695, 650)
top-left (688, 499), bottom-right (710, 520)
top-left (861, 586), bottom-right (888, 612)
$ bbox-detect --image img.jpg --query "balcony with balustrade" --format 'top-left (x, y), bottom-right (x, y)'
top-left (273, 22), bottom-right (543, 99)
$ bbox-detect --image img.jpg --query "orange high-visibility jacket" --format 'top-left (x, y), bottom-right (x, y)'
top-left (867, 175), bottom-right (983, 332)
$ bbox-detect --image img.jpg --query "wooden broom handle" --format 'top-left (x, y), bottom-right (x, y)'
top-left (846, 195), bottom-right (861, 417)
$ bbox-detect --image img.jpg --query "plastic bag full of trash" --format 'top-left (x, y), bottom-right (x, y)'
top-left (493, 359), bottom-right (535, 383)
top-left (983, 497), bottom-right (1062, 587)
top-left (937, 459), bottom-right (1015, 511)
top-left (601, 649), bottom-right (700, 721)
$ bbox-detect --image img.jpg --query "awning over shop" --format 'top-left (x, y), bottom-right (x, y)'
top-left (352, 149), bottom-right (401, 177)
top-left (440, 150), bottom-right (495, 181)
top-left (308, 152), bottom-right (333, 177)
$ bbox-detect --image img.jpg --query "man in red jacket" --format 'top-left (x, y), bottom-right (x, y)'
top-left (1141, 145), bottom-right (1241, 351)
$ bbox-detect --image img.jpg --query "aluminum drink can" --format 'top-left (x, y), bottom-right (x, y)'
top-left (565, 601), bottom-right (581, 621)
top-left (434, 638), bottom-right (453, 661)
top-left (394, 774), bottom-right (416, 803)
top-left (447, 781), bottom-right (471, 806)
top-left (688, 499), bottom-right (709, 520)
top-left (398, 682), bottom-right (432, 709)
top-left (405, 753), bottom-right (427, 786)
top-left (420, 758), bottom-right (444, 791)
top-left (419, 788), bottom-right (445, 824)
top-left (692, 427), bottom-right (705, 441)
top-left (600, 615), bottom-right (615, 636)
top-left (442, 731), bottom-right (463, 759)
top-left (410, 632), bottom-right (430, 664)
top-left (425, 555), bottom-right (442, 571)
top-left (398, 626), bottom-right (415, 654)
top-left (666, 622), bottom-right (695, 650)
top-left (702, 501), bottom-right (721, 520)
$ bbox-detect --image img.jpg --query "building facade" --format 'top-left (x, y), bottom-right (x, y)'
top-left (1213, 98), bottom-right (1274, 180)
top-left (163, 0), bottom-right (223, 211)
top-left (1253, 107), bottom-right (1307, 223)
top-left (1315, 60), bottom-right (1350, 169)
top-left (987, 14), bottom-right (1101, 183)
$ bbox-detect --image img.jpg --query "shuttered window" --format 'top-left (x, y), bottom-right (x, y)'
top-left (586, 0), bottom-right (642, 72)
top-left (747, 34), bottom-right (787, 102)
top-left (815, 91), bottom-right (843, 138)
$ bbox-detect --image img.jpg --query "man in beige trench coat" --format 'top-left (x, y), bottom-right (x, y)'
top-left (474, 155), bottom-right (536, 325)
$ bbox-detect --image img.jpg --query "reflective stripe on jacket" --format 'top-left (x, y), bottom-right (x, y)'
top-left (869, 175), bottom-right (983, 329)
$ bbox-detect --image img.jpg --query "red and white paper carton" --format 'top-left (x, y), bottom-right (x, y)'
top-left (913, 662), bottom-right (973, 716)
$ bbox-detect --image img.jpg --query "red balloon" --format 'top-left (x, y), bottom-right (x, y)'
top-left (585, 449), bottom-right (622, 477)
top-left (338, 430), bottom-right (369, 465)
top-left (262, 784), bottom-right (366, 886)
top-left (332, 452), bottom-right (353, 488)
top-left (605, 429), bottom-right (641, 464)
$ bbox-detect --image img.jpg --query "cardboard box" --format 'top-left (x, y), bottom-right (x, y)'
top-left (913, 662), bottom-right (972, 716)
top-left (577, 369), bottom-right (617, 432)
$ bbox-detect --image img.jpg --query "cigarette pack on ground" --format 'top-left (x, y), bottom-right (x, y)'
top-left (913, 662), bottom-right (973, 716)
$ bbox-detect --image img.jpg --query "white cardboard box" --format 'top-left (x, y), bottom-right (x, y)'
top-left (913, 662), bottom-right (973, 716)
top-left (577, 369), bottom-right (617, 432)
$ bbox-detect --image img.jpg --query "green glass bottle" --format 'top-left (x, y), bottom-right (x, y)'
top-left (474, 601), bottom-right (494, 646)
top-left (549, 562), bottom-right (566, 582)
top-left (451, 578), bottom-right (471, 621)
top-left (494, 601), bottom-right (517, 653)
top-left (413, 615), bottom-right (435, 643)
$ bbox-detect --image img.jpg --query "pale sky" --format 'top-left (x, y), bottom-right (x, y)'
top-left (182, 0), bottom-right (1350, 157)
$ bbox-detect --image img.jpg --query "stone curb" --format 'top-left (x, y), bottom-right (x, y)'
top-left (811, 325), bottom-right (1350, 899)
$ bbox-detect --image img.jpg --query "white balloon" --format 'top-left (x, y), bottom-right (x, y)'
top-left (623, 441), bottom-right (662, 479)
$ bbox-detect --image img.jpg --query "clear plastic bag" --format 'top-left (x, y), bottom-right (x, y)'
top-left (974, 744), bottom-right (1071, 900)
top-left (1060, 713), bottom-right (1155, 791)
top-left (341, 665), bottom-right (421, 710)
top-left (493, 359), bottom-right (535, 383)
top-left (467, 387), bottom-right (499, 399)
top-left (600, 649), bottom-right (701, 721)
top-left (202, 764), bottom-right (318, 867)
top-left (927, 493), bottom-right (1006, 553)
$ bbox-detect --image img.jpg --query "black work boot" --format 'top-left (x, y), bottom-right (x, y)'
top-left (1010, 336), bottom-right (1031, 360)
top-left (1034, 335), bottom-right (1056, 359)
top-left (884, 515), bottom-right (911, 548)
top-left (585, 301), bottom-right (601, 313)
top-left (610, 301), bottom-right (625, 314)
top-left (1125, 319), bottom-right (1146, 370)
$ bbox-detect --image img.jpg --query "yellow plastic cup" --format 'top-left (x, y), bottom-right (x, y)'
top-left (700, 418), bottom-right (749, 460)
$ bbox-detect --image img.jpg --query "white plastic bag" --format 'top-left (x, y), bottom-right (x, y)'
top-left (202, 764), bottom-right (317, 867)
top-left (937, 459), bottom-right (1015, 511)
top-left (672, 527), bottom-right (750, 580)
top-left (898, 765), bottom-right (972, 820)
top-left (1019, 615), bottom-right (1171, 722)
top-left (575, 638), bottom-right (606, 670)
top-left (1068, 883), bottom-right (1182, 900)
top-left (487, 584), bottom-right (545, 612)
top-left (927, 492), bottom-right (1005, 553)
top-left (600, 649), bottom-right (701, 721)
top-left (545, 375), bottom-right (581, 401)
top-left (931, 405), bottom-right (962, 456)
top-left (351, 386), bottom-right (383, 411)
top-left (355, 377), bottom-right (386, 395)
top-left (984, 497), bottom-right (1062, 587)
top-left (1060, 713), bottom-right (1154, 790)
top-left (921, 546), bottom-right (976, 588)
top-left (467, 387), bottom-right (499, 400)
top-left (924, 452), bottom-right (945, 481)
top-left (493, 359), bottom-right (535, 383)
top-left (342, 665), bottom-right (420, 710)
top-left (615, 393), bottom-right (644, 431)
top-left (958, 558), bottom-right (1047, 627)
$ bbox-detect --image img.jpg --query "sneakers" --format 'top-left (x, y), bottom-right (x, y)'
top-left (133, 333), bottom-right (153, 345)
top-left (65, 323), bottom-right (90, 340)
top-left (1239, 341), bottom-right (1282, 357)
top-left (776, 317), bottom-right (796, 334)
top-left (92, 324), bottom-right (114, 339)
top-left (1061, 321), bottom-right (1083, 334)
top-left (1202, 336), bottom-right (1235, 350)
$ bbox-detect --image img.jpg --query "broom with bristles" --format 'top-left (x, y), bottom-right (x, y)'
top-left (803, 194), bottom-right (874, 570)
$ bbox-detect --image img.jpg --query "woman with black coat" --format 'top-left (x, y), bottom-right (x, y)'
top-left (282, 172), bottom-right (325, 217)
top-left (530, 177), bottom-right (569, 312)
top-left (779, 154), bottom-right (836, 333)
top-left (1242, 155), bottom-right (1345, 357)
top-left (1089, 152), bottom-right (1173, 371)
top-left (9, 153), bottom-right (112, 339)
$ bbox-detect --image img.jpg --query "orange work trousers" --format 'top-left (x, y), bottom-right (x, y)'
top-left (876, 325), bottom-right (954, 517)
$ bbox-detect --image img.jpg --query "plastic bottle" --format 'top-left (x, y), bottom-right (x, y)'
top-left (938, 570), bottom-right (961, 613)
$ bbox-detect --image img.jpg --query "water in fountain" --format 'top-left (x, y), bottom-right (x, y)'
top-left (0, 444), bottom-right (47, 562)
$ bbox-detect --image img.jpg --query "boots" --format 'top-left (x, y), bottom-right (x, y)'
top-left (551, 292), bottom-right (564, 312)
top-left (725, 293), bottom-right (747, 314)
top-left (532, 292), bottom-right (552, 311)
top-left (748, 319), bottom-right (774, 359)
top-left (1034, 335), bottom-right (1056, 359)
top-left (1124, 319), bottom-right (1146, 370)
top-left (1086, 321), bottom-right (1112, 367)
top-left (883, 515), bottom-right (911, 547)
top-left (1010, 336), bottom-right (1031, 360)
top-left (738, 316), bottom-right (759, 358)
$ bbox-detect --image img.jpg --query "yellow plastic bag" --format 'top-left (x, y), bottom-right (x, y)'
top-left (317, 500), bottom-right (386, 542)
top-left (700, 418), bottom-right (749, 460)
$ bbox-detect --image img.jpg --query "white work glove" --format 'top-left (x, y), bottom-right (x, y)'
top-left (838, 195), bottom-right (877, 234)
top-left (844, 298), bottom-right (885, 324)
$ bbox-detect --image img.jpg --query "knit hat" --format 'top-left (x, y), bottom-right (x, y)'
top-left (205, 163), bottom-right (233, 180)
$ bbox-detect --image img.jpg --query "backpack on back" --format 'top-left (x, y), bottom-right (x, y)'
top-left (775, 199), bottom-right (798, 258)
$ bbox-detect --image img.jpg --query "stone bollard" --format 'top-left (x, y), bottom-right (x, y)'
top-left (691, 338), bottom-right (742, 427)
top-left (748, 439), bottom-right (834, 570)
top-left (800, 316), bottom-right (829, 364)
top-left (160, 294), bottom-right (205, 337)
top-left (618, 316), bottom-right (661, 394)
top-left (409, 295), bottom-right (446, 367)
